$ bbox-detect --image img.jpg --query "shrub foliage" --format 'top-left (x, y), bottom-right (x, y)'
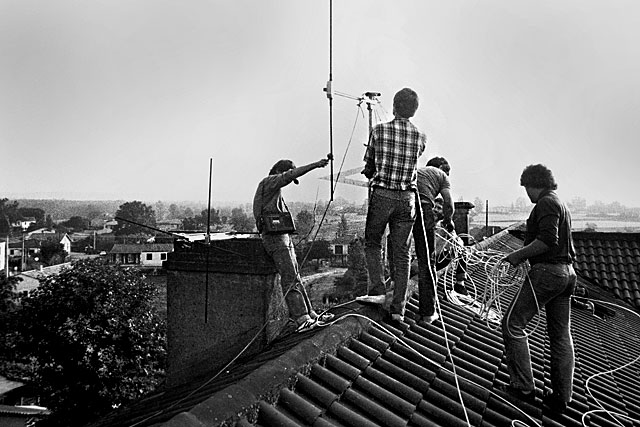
top-left (17, 258), bottom-right (166, 426)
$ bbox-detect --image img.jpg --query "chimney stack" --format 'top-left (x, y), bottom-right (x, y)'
top-left (164, 234), bottom-right (287, 387)
top-left (453, 201), bottom-right (475, 245)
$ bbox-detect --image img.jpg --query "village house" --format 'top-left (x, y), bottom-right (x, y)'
top-left (108, 243), bottom-right (174, 268)
top-left (10, 217), bottom-right (37, 231)
top-left (157, 219), bottom-right (183, 232)
top-left (26, 232), bottom-right (72, 256)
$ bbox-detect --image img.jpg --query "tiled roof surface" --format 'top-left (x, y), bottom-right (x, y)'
top-left (243, 231), bottom-right (640, 427)
top-left (109, 243), bottom-right (174, 254)
top-left (0, 376), bottom-right (23, 396)
top-left (91, 229), bottom-right (640, 427)
top-left (0, 404), bottom-right (49, 416)
top-left (572, 232), bottom-right (640, 309)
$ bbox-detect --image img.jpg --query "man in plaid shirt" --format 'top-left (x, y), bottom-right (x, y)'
top-left (358, 88), bottom-right (426, 321)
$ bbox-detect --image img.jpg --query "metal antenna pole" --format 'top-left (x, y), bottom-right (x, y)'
top-left (327, 0), bottom-right (334, 201)
top-left (204, 158), bottom-right (213, 323)
top-left (206, 159), bottom-right (212, 244)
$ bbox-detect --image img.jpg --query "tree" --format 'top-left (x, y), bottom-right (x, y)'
top-left (82, 204), bottom-right (104, 221)
top-left (515, 197), bottom-right (529, 212)
top-left (473, 197), bottom-right (485, 213)
top-left (40, 241), bottom-right (68, 266)
top-left (168, 203), bottom-right (181, 220)
top-left (298, 239), bottom-right (332, 263)
top-left (229, 208), bottom-right (254, 232)
top-left (295, 209), bottom-right (315, 239)
top-left (336, 213), bottom-right (349, 238)
top-left (61, 216), bottom-right (89, 231)
top-left (45, 214), bottom-right (55, 229)
top-left (0, 273), bottom-right (21, 358)
top-left (18, 207), bottom-right (46, 227)
top-left (16, 259), bottom-right (166, 426)
top-left (0, 198), bottom-right (19, 234)
top-left (154, 201), bottom-right (167, 222)
top-left (568, 197), bottom-right (587, 213)
top-left (113, 201), bottom-right (156, 236)
top-left (181, 217), bottom-right (199, 231)
top-left (181, 209), bottom-right (222, 231)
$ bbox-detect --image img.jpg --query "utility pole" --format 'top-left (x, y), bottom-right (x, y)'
top-left (21, 228), bottom-right (25, 272)
top-left (4, 235), bottom-right (8, 277)
top-left (485, 200), bottom-right (489, 238)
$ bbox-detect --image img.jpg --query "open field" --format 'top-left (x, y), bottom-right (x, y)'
top-left (471, 212), bottom-right (640, 232)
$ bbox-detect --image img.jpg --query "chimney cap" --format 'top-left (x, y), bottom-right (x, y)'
top-left (454, 201), bottom-right (475, 209)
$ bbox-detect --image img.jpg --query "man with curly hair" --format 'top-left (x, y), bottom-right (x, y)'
top-left (501, 164), bottom-right (577, 414)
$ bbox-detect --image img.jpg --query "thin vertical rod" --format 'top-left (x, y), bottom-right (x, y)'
top-left (328, 0), bottom-right (334, 201)
top-left (204, 158), bottom-right (213, 323)
top-left (485, 200), bottom-right (489, 238)
top-left (207, 159), bottom-right (212, 241)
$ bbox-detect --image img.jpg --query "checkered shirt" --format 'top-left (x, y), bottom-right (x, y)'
top-left (363, 117), bottom-right (426, 190)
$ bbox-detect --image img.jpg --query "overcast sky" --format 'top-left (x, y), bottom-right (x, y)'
top-left (2, 1), bottom-right (639, 208)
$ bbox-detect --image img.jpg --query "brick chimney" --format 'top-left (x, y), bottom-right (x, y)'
top-left (163, 234), bottom-right (287, 387)
top-left (453, 201), bottom-right (475, 245)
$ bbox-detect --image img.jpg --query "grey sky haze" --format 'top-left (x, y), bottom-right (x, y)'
top-left (1, 1), bottom-right (639, 208)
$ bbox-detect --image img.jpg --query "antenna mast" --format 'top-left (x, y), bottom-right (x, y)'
top-left (206, 158), bottom-right (212, 244)
top-left (324, 0), bottom-right (335, 201)
top-left (204, 158), bottom-right (213, 323)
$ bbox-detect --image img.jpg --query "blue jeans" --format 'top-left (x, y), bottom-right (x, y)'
top-left (364, 187), bottom-right (416, 315)
top-left (262, 233), bottom-right (313, 321)
top-left (502, 262), bottom-right (577, 402)
top-left (413, 200), bottom-right (437, 317)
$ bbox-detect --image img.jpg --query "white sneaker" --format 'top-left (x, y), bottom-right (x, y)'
top-left (391, 313), bottom-right (404, 322)
top-left (451, 290), bottom-right (475, 305)
top-left (356, 295), bottom-right (386, 305)
top-left (310, 311), bottom-right (335, 322)
top-left (422, 312), bottom-right (439, 324)
top-left (296, 318), bottom-right (319, 333)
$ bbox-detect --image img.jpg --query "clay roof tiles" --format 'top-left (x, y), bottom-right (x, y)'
top-left (572, 232), bottom-right (640, 309)
top-left (89, 228), bottom-right (640, 427)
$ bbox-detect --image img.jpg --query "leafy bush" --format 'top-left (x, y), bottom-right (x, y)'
top-left (17, 258), bottom-right (166, 426)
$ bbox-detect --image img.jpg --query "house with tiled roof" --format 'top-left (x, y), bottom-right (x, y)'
top-left (108, 243), bottom-right (174, 268)
top-left (7, 233), bottom-right (72, 261)
top-left (0, 404), bottom-right (49, 426)
top-left (7, 239), bottom-right (42, 260)
top-left (86, 209), bottom-right (640, 427)
top-left (0, 376), bottom-right (49, 427)
top-left (11, 217), bottom-right (37, 231)
top-left (27, 232), bottom-right (72, 255)
top-left (157, 219), bottom-right (183, 232)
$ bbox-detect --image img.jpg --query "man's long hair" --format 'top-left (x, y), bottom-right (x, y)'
top-left (269, 159), bottom-right (295, 175)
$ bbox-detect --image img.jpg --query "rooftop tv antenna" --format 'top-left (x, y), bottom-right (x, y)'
top-left (322, 0), bottom-right (380, 194)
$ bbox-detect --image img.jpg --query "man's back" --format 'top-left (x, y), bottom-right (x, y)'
top-left (417, 166), bottom-right (450, 204)
top-left (364, 117), bottom-right (426, 191)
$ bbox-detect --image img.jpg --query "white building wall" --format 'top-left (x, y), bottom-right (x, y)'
top-left (0, 241), bottom-right (5, 273)
top-left (140, 251), bottom-right (168, 267)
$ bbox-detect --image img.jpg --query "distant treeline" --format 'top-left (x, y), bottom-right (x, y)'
top-left (15, 199), bottom-right (126, 222)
